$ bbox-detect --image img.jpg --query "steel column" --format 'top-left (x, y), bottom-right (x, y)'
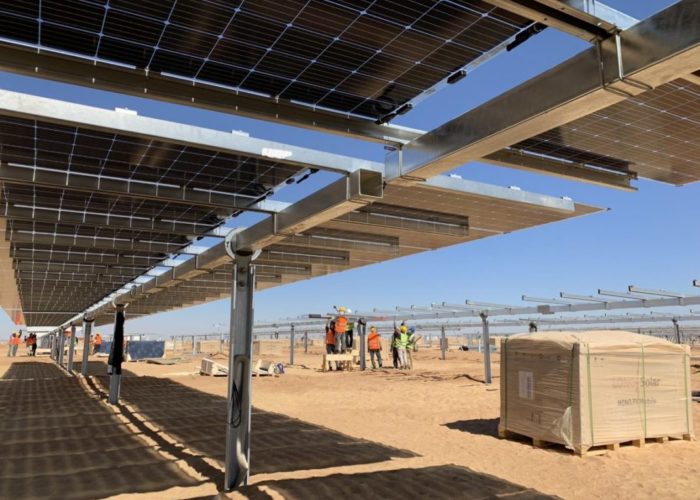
top-left (192, 335), bottom-right (196, 356)
top-left (304, 331), bottom-right (308, 354)
top-left (224, 252), bottom-right (256, 491)
top-left (67, 324), bottom-right (77, 372)
top-left (359, 319), bottom-right (367, 371)
top-left (81, 318), bottom-right (93, 376)
top-left (289, 324), bottom-right (295, 366)
top-left (480, 312), bottom-right (492, 384)
top-left (440, 325), bottom-right (447, 360)
top-left (57, 328), bottom-right (66, 366)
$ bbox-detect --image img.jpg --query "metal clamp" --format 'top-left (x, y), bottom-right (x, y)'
top-left (598, 33), bottom-right (653, 98)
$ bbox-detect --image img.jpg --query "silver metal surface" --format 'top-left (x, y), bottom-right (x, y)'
top-left (389, 1), bottom-right (700, 182)
top-left (480, 312), bottom-right (492, 384)
top-left (0, 90), bottom-right (384, 175)
top-left (483, 0), bottom-right (636, 41)
top-left (66, 324), bottom-right (77, 372)
top-left (225, 253), bottom-right (255, 491)
top-left (481, 149), bottom-right (636, 190)
top-left (0, 46), bottom-right (421, 145)
top-left (81, 318), bottom-right (93, 376)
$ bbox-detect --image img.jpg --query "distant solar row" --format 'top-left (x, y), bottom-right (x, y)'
top-left (510, 77), bottom-right (700, 185)
top-left (0, 113), bottom-right (310, 326)
top-left (0, 0), bottom-right (532, 119)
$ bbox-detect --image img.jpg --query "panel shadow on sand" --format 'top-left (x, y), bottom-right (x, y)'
top-left (238, 464), bottom-right (559, 499)
top-left (443, 418), bottom-right (500, 437)
top-left (0, 362), bottom-right (199, 500)
top-left (92, 376), bottom-right (417, 476)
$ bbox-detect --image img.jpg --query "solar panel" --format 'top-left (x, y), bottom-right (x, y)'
top-left (509, 78), bottom-right (700, 185)
top-left (0, 1), bottom-right (532, 118)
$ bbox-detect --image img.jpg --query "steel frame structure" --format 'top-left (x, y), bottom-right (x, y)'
top-left (0, 0), bottom-right (697, 493)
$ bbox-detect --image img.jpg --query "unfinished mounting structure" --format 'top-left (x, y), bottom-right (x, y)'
top-left (0, 0), bottom-right (698, 491)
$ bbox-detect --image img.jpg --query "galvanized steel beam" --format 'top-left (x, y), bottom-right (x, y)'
top-left (0, 51), bottom-right (419, 145)
top-left (388, 1), bottom-right (700, 183)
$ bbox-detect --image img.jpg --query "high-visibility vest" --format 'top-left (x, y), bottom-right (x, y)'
top-left (368, 331), bottom-right (381, 350)
top-left (399, 332), bottom-right (409, 348)
top-left (325, 327), bottom-right (336, 345)
top-left (335, 316), bottom-right (348, 333)
top-left (10, 336), bottom-right (20, 345)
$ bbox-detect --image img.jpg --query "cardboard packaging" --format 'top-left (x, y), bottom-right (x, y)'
top-left (499, 331), bottom-right (694, 454)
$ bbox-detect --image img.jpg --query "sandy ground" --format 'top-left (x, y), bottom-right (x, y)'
top-left (1, 344), bottom-right (699, 499)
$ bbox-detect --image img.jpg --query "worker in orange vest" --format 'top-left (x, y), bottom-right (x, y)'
top-left (325, 319), bottom-right (339, 371)
top-left (93, 332), bottom-right (103, 354)
top-left (334, 307), bottom-right (349, 353)
top-left (367, 326), bottom-right (383, 369)
top-left (8, 332), bottom-right (20, 357)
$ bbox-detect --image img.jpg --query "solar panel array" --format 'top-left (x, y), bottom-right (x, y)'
top-left (0, 0), bottom-right (532, 119)
top-left (105, 183), bottom-right (600, 324)
top-left (0, 115), bottom-right (307, 326)
top-left (510, 77), bottom-right (700, 185)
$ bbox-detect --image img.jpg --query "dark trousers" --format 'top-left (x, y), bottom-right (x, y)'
top-left (392, 347), bottom-right (399, 368)
top-left (370, 349), bottom-right (382, 368)
top-left (31, 344), bottom-right (37, 356)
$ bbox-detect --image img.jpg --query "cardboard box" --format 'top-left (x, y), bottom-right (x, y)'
top-left (499, 331), bottom-right (694, 454)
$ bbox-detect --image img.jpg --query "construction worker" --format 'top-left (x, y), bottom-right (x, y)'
top-left (367, 326), bottom-right (382, 369)
top-left (391, 325), bottom-right (401, 368)
top-left (335, 307), bottom-right (349, 353)
top-left (93, 332), bottom-right (103, 354)
top-left (8, 332), bottom-right (20, 357)
top-left (396, 325), bottom-right (409, 369)
top-left (325, 319), bottom-right (338, 371)
top-left (406, 326), bottom-right (420, 369)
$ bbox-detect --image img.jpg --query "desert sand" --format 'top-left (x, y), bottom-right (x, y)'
top-left (1, 342), bottom-right (699, 499)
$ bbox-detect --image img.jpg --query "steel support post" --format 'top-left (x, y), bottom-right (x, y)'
top-left (440, 325), bottom-right (447, 360)
top-left (57, 328), bottom-right (66, 366)
top-left (108, 305), bottom-right (126, 405)
top-left (480, 312), bottom-right (492, 384)
top-left (67, 324), bottom-right (77, 372)
top-left (224, 252), bottom-right (256, 491)
top-left (672, 318), bottom-right (681, 344)
top-left (304, 331), bottom-right (308, 354)
top-left (81, 318), bottom-right (93, 376)
top-left (359, 319), bottom-right (367, 371)
top-left (289, 324), bottom-right (295, 365)
top-left (192, 335), bottom-right (196, 356)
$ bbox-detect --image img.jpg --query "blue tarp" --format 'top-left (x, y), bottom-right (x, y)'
top-left (98, 341), bottom-right (165, 360)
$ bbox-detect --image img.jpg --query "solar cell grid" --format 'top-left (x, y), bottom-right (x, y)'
top-left (0, 0), bottom-right (532, 118)
top-left (510, 78), bottom-right (700, 185)
top-left (0, 117), bottom-right (301, 197)
top-left (1, 185), bottom-right (222, 225)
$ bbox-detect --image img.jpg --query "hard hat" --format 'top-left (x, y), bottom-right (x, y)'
top-left (400, 326), bottom-right (408, 333)
top-left (370, 326), bottom-right (377, 331)
top-left (338, 306), bottom-right (346, 313)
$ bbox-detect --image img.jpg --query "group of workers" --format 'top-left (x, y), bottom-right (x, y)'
top-left (324, 307), bottom-right (420, 371)
top-left (6, 332), bottom-right (37, 357)
top-left (5, 331), bottom-right (103, 357)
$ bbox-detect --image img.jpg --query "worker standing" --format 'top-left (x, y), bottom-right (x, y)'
top-left (93, 332), bottom-right (103, 354)
top-left (325, 320), bottom-right (338, 371)
top-left (334, 308), bottom-right (348, 353)
top-left (406, 327), bottom-right (420, 369)
top-left (30, 333), bottom-right (37, 357)
top-left (367, 326), bottom-right (382, 369)
top-left (8, 332), bottom-right (20, 357)
top-left (397, 325), bottom-right (409, 369)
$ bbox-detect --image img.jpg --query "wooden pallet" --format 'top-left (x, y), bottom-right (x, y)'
top-left (499, 429), bottom-right (693, 456)
top-left (322, 353), bottom-right (354, 372)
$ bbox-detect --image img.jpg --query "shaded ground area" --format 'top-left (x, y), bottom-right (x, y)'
top-left (0, 361), bottom-right (199, 499)
top-left (238, 464), bottom-right (558, 499)
top-left (91, 375), bottom-right (416, 479)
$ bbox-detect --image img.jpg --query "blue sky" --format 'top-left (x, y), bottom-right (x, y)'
top-left (2, 0), bottom-right (697, 336)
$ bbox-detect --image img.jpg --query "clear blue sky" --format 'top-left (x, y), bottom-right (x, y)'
top-left (2, 1), bottom-right (697, 336)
